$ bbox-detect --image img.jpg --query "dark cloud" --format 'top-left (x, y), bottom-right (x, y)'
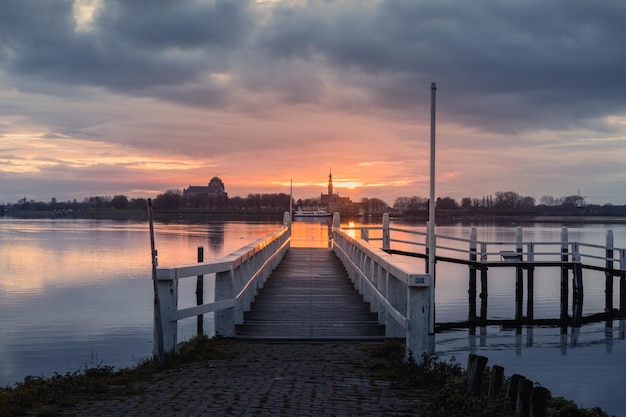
top-left (256, 0), bottom-right (626, 133)
top-left (0, 0), bottom-right (252, 93)
top-left (1, 0), bottom-right (626, 157)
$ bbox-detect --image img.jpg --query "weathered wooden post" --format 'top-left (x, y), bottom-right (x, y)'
top-left (530, 386), bottom-right (551, 417)
top-left (488, 364), bottom-right (505, 402)
top-left (560, 227), bottom-right (569, 324)
top-left (360, 228), bottom-right (369, 241)
top-left (507, 374), bottom-right (523, 404)
top-left (572, 242), bottom-right (583, 328)
top-left (148, 198), bottom-right (166, 361)
top-left (466, 353), bottom-right (488, 395)
top-left (469, 227), bottom-right (478, 322)
top-left (425, 221), bottom-right (431, 273)
top-left (606, 230), bottom-right (614, 313)
top-left (480, 243), bottom-right (489, 322)
top-left (196, 246), bottom-right (204, 336)
top-left (619, 249), bottom-right (626, 317)
top-left (515, 227), bottom-right (524, 321)
top-left (382, 212), bottom-right (390, 250)
top-left (527, 242), bottom-right (535, 321)
top-left (516, 377), bottom-right (533, 417)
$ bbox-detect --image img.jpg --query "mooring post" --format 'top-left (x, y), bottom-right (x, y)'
top-left (382, 212), bottom-right (390, 250)
top-left (527, 242), bottom-right (535, 321)
top-left (469, 226), bottom-right (478, 322)
top-left (196, 246), bottom-right (204, 336)
top-left (572, 242), bottom-right (584, 327)
top-left (425, 221), bottom-right (431, 273)
top-left (619, 249), bottom-right (626, 317)
top-left (480, 243), bottom-right (488, 322)
top-left (606, 230), bottom-right (614, 313)
top-left (560, 227), bottom-right (569, 324)
top-left (515, 227), bottom-right (524, 321)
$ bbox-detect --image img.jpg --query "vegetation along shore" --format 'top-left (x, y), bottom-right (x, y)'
top-left (0, 337), bottom-right (614, 417)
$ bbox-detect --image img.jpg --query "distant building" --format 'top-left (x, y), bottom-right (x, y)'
top-left (183, 176), bottom-right (228, 198)
top-left (320, 170), bottom-right (353, 213)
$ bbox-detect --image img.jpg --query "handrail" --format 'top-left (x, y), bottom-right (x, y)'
top-left (332, 214), bottom-right (432, 360)
top-left (355, 223), bottom-right (626, 267)
top-left (153, 214), bottom-right (291, 356)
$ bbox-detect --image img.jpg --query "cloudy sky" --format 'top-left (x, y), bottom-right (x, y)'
top-left (1, 0), bottom-right (626, 206)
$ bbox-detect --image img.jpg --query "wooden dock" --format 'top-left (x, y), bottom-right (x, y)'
top-left (235, 248), bottom-right (385, 341)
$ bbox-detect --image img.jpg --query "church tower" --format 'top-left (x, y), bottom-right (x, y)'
top-left (328, 170), bottom-right (333, 198)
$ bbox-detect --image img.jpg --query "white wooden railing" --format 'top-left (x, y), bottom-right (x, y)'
top-left (153, 213), bottom-right (291, 356)
top-left (331, 213), bottom-right (434, 361)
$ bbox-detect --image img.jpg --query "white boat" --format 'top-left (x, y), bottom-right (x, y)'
top-left (293, 207), bottom-right (332, 218)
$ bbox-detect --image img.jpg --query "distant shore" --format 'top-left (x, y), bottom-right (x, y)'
top-left (4, 209), bottom-right (626, 225)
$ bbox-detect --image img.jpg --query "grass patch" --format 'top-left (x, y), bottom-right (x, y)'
top-left (0, 335), bottom-right (237, 417)
top-left (364, 340), bottom-right (615, 417)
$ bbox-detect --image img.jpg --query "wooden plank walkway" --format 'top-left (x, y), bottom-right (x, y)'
top-left (236, 248), bottom-right (385, 341)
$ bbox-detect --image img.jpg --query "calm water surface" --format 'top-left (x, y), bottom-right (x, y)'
top-left (1, 217), bottom-right (625, 416)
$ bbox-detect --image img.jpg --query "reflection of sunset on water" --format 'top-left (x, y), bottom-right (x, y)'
top-left (0, 220), bottom-right (281, 294)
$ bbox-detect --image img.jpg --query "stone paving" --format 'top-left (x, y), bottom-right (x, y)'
top-left (59, 342), bottom-right (423, 417)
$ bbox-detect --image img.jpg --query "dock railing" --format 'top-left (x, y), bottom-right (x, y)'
top-left (153, 212), bottom-right (291, 357)
top-left (348, 215), bottom-right (626, 326)
top-left (331, 213), bottom-right (433, 360)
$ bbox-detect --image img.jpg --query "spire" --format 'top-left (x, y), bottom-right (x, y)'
top-left (328, 169), bottom-right (333, 197)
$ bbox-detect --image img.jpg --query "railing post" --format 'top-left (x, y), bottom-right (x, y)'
top-left (572, 242), bottom-right (583, 327)
top-left (606, 230), bottom-right (614, 313)
top-left (480, 243), bottom-right (488, 322)
top-left (196, 246), bottom-right (204, 336)
top-left (560, 227), bottom-right (569, 325)
top-left (214, 269), bottom-right (235, 337)
top-left (382, 212), bottom-right (390, 250)
top-left (527, 242), bottom-right (535, 321)
top-left (361, 228), bottom-right (369, 241)
top-left (469, 227), bottom-right (478, 322)
top-left (155, 276), bottom-right (177, 354)
top-left (515, 227), bottom-right (524, 321)
top-left (283, 211), bottom-right (291, 229)
top-left (406, 279), bottom-right (431, 362)
top-left (425, 221), bottom-right (430, 273)
top-left (619, 249), bottom-right (626, 317)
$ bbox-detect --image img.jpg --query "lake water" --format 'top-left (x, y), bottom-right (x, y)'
top-left (1, 216), bottom-right (624, 416)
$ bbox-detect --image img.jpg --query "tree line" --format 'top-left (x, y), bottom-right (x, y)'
top-left (3, 189), bottom-right (626, 217)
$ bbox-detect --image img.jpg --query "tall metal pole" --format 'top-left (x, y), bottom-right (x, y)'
top-left (428, 82), bottom-right (437, 353)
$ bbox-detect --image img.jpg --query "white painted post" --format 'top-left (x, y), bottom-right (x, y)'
top-left (156, 277), bottom-right (177, 354)
top-left (427, 82), bottom-right (437, 355)
top-left (214, 269), bottom-right (235, 337)
top-left (332, 212), bottom-right (340, 229)
top-left (407, 278), bottom-right (431, 362)
top-left (382, 212), bottom-right (390, 250)
top-left (283, 211), bottom-right (291, 230)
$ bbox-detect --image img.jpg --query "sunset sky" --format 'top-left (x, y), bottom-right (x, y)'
top-left (2, 0), bottom-right (626, 206)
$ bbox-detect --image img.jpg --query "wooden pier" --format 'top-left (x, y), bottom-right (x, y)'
top-left (236, 248), bottom-right (385, 341)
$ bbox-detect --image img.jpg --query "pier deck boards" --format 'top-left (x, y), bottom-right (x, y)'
top-left (236, 248), bottom-right (385, 341)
